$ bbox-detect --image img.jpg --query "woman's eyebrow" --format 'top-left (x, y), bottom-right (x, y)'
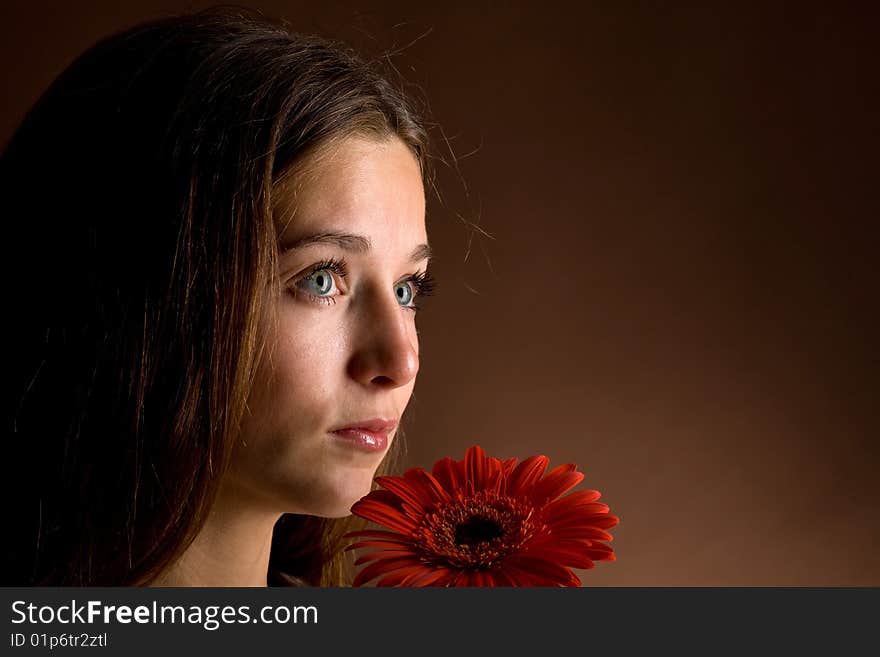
top-left (282, 230), bottom-right (432, 263)
top-left (409, 243), bottom-right (433, 263)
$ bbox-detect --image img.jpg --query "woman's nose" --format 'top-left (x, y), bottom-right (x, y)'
top-left (347, 291), bottom-right (419, 388)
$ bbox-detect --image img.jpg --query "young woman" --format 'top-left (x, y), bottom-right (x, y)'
top-left (2, 7), bottom-right (435, 586)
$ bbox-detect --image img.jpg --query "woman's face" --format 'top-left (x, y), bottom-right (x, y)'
top-left (229, 135), bottom-right (428, 518)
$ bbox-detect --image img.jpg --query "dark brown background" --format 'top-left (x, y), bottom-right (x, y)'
top-left (2, 1), bottom-right (877, 585)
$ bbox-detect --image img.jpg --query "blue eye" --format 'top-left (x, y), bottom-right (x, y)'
top-left (395, 281), bottom-right (414, 306)
top-left (292, 258), bottom-right (348, 306)
top-left (394, 272), bottom-right (437, 312)
top-left (299, 269), bottom-right (336, 297)
top-left (290, 257), bottom-right (436, 311)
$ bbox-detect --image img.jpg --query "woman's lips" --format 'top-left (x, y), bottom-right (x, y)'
top-left (328, 418), bottom-right (396, 453)
top-left (329, 428), bottom-right (389, 453)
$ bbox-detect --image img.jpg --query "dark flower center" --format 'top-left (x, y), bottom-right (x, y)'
top-left (454, 516), bottom-right (504, 546)
top-left (413, 491), bottom-right (541, 570)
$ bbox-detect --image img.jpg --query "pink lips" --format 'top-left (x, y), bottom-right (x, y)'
top-left (329, 418), bottom-right (397, 453)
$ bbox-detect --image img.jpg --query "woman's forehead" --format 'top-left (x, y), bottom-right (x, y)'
top-left (274, 135), bottom-right (426, 245)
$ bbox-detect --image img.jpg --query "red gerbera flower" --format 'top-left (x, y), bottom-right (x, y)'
top-left (344, 445), bottom-right (619, 586)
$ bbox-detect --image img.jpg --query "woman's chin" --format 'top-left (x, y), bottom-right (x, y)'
top-left (309, 499), bottom-right (365, 519)
top-left (296, 478), bottom-right (375, 518)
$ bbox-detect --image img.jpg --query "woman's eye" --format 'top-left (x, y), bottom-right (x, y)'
top-left (394, 281), bottom-right (415, 307)
top-left (290, 257), bottom-right (434, 311)
top-left (299, 269), bottom-right (337, 296)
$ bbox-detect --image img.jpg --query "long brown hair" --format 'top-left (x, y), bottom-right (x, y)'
top-left (1, 6), bottom-right (429, 586)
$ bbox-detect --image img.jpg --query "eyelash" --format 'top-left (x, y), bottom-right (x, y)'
top-left (291, 256), bottom-right (437, 311)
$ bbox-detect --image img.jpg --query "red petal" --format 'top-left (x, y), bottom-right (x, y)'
top-left (566, 489), bottom-right (603, 504)
top-left (542, 505), bottom-right (610, 527)
top-left (403, 467), bottom-right (451, 505)
top-left (544, 526), bottom-right (614, 542)
top-left (343, 529), bottom-right (410, 541)
top-left (405, 468), bottom-right (452, 505)
top-left (498, 458), bottom-right (518, 494)
top-left (485, 467), bottom-right (504, 495)
top-left (507, 455), bottom-right (550, 497)
top-left (541, 494), bottom-right (606, 519)
top-left (449, 571), bottom-right (468, 587)
top-left (354, 549), bottom-right (420, 566)
top-left (375, 565), bottom-right (431, 587)
top-left (432, 570), bottom-right (461, 587)
top-left (473, 570), bottom-right (497, 587)
top-left (584, 514), bottom-right (619, 529)
top-left (498, 566), bottom-right (555, 587)
top-left (487, 457), bottom-right (504, 490)
top-left (431, 457), bottom-right (461, 493)
top-left (350, 499), bottom-right (418, 534)
top-left (529, 465), bottom-right (584, 505)
top-left (454, 571), bottom-right (475, 587)
top-left (582, 542), bottom-right (615, 560)
top-left (375, 475), bottom-right (431, 513)
top-left (523, 541), bottom-right (600, 569)
top-left (464, 445), bottom-right (489, 489)
top-left (345, 539), bottom-right (414, 552)
top-left (548, 515), bottom-right (618, 532)
top-left (501, 562), bottom-right (572, 586)
top-left (397, 566), bottom-right (453, 587)
top-left (356, 489), bottom-right (406, 510)
top-left (543, 505), bottom-right (614, 528)
top-left (487, 568), bottom-right (518, 587)
top-left (503, 555), bottom-right (582, 587)
top-left (352, 556), bottom-right (423, 587)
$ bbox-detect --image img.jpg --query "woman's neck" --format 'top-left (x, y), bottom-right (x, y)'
top-left (150, 484), bottom-right (282, 587)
